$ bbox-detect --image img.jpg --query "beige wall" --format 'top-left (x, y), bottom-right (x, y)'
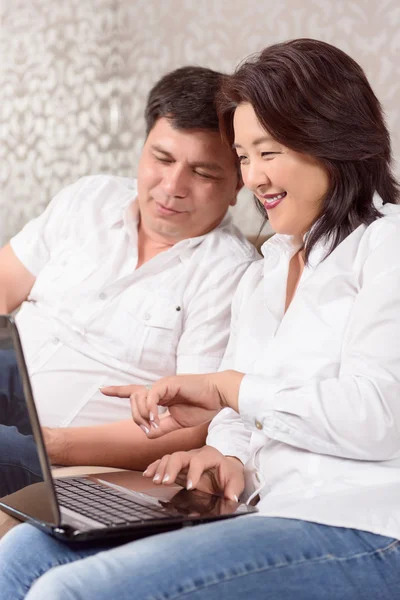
top-left (1, 0), bottom-right (399, 242)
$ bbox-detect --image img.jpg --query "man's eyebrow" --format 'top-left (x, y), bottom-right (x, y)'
top-left (150, 144), bottom-right (173, 156)
top-left (190, 161), bottom-right (224, 173)
top-left (233, 136), bottom-right (274, 149)
top-left (151, 145), bottom-right (224, 173)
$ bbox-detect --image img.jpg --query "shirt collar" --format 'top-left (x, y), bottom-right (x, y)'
top-left (111, 184), bottom-right (233, 259)
top-left (260, 191), bottom-right (387, 266)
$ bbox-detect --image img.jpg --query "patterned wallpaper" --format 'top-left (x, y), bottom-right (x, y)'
top-left (1, 0), bottom-right (399, 243)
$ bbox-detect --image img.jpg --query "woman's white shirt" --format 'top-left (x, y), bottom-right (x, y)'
top-left (208, 198), bottom-right (400, 539)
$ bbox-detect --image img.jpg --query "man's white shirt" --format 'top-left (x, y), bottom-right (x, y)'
top-left (11, 175), bottom-right (258, 427)
top-left (208, 197), bottom-right (400, 540)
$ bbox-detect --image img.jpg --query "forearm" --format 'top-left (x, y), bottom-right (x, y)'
top-left (212, 370), bottom-right (245, 413)
top-left (44, 420), bottom-right (209, 470)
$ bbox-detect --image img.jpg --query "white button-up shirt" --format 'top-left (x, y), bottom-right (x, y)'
top-left (208, 197), bottom-right (400, 540)
top-left (11, 175), bottom-right (258, 427)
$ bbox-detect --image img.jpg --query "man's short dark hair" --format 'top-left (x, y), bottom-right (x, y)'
top-left (145, 66), bottom-right (224, 136)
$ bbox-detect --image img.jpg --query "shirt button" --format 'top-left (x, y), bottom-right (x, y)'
top-left (99, 292), bottom-right (107, 300)
top-left (255, 419), bottom-right (263, 430)
top-left (143, 313), bottom-right (151, 321)
top-left (255, 472), bottom-right (261, 483)
top-left (52, 336), bottom-right (59, 345)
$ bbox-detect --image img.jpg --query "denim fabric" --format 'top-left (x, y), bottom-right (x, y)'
top-left (1, 516), bottom-right (400, 600)
top-left (0, 349), bottom-right (42, 497)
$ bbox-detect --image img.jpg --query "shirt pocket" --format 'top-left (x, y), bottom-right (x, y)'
top-left (107, 291), bottom-right (182, 375)
top-left (29, 250), bottom-right (96, 306)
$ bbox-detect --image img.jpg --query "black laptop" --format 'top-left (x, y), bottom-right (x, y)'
top-left (0, 315), bottom-right (257, 542)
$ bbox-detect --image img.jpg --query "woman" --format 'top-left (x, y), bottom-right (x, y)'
top-left (1, 38), bottom-right (400, 600)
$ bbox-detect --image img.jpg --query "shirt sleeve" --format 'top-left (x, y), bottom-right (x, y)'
top-left (238, 228), bottom-right (400, 461)
top-left (10, 179), bottom-right (86, 276)
top-left (176, 257), bottom-right (255, 374)
top-left (205, 266), bottom-right (256, 463)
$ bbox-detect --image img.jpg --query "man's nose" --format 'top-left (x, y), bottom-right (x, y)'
top-left (163, 165), bottom-right (189, 198)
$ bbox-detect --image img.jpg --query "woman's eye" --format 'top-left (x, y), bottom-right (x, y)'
top-left (237, 155), bottom-right (248, 164)
top-left (261, 152), bottom-right (280, 159)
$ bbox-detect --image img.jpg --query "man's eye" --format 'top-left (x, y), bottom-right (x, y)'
top-left (155, 155), bottom-right (173, 163)
top-left (195, 171), bottom-right (216, 180)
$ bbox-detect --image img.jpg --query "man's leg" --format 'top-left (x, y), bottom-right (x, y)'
top-left (0, 349), bottom-right (31, 434)
top-left (2, 515), bottom-right (400, 600)
top-left (0, 425), bottom-right (42, 497)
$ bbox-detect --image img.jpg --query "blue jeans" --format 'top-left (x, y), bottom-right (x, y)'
top-left (1, 517), bottom-right (400, 600)
top-left (0, 349), bottom-right (42, 497)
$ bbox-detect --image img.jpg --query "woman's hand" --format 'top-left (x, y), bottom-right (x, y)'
top-left (101, 371), bottom-right (244, 439)
top-left (144, 446), bottom-right (245, 502)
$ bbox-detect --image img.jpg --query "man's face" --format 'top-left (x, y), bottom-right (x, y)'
top-left (136, 118), bottom-right (240, 243)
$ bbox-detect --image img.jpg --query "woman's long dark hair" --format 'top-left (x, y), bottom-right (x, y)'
top-left (218, 38), bottom-right (399, 261)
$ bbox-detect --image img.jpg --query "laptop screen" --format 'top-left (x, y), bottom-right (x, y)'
top-left (0, 316), bottom-right (60, 525)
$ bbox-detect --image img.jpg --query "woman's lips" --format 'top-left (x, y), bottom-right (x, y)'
top-left (261, 191), bottom-right (287, 210)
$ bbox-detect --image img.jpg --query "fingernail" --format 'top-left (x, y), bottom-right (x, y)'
top-left (153, 474), bottom-right (160, 482)
top-left (149, 412), bottom-right (154, 421)
top-left (186, 479), bottom-right (193, 490)
top-left (151, 421), bottom-right (159, 429)
top-left (162, 474), bottom-right (170, 483)
top-left (140, 425), bottom-right (150, 435)
top-left (233, 495), bottom-right (239, 502)
top-left (142, 469), bottom-right (148, 476)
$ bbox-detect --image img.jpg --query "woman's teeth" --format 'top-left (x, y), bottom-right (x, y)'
top-left (264, 192), bottom-right (286, 204)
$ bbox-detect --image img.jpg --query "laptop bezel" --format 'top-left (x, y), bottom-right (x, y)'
top-left (0, 314), bottom-right (62, 527)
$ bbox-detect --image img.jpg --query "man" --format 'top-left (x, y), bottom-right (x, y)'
top-left (0, 66), bottom-right (258, 493)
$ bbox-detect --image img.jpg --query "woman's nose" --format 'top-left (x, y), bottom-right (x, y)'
top-left (243, 161), bottom-right (271, 192)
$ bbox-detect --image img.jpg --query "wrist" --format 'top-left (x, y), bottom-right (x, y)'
top-left (42, 427), bottom-right (69, 465)
top-left (211, 370), bottom-right (244, 413)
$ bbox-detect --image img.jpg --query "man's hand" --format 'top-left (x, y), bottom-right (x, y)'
top-left (101, 371), bottom-right (244, 439)
top-left (143, 446), bottom-right (245, 502)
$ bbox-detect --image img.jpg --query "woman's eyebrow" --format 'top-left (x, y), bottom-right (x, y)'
top-left (233, 136), bottom-right (274, 149)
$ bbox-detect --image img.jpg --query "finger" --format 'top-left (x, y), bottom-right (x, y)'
top-left (134, 391), bottom-right (155, 427)
top-left (145, 393), bottom-right (161, 430)
top-left (223, 473), bottom-right (245, 502)
top-left (151, 455), bottom-right (171, 485)
top-left (130, 394), bottom-right (151, 434)
top-left (158, 452), bottom-right (193, 486)
top-left (186, 447), bottom-right (220, 490)
top-left (147, 379), bottom-right (181, 409)
top-left (100, 385), bottom-right (139, 398)
top-left (133, 415), bottom-right (183, 440)
top-left (143, 459), bottom-right (161, 479)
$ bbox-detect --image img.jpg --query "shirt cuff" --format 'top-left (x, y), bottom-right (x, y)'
top-left (238, 374), bottom-right (277, 433)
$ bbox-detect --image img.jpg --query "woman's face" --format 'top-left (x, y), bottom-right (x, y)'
top-left (233, 103), bottom-right (330, 240)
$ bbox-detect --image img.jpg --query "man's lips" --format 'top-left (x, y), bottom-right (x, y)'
top-left (155, 202), bottom-right (186, 216)
top-left (260, 191), bottom-right (287, 210)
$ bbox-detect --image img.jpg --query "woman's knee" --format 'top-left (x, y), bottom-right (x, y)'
top-left (26, 566), bottom-right (75, 600)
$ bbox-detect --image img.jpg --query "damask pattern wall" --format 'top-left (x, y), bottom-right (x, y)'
top-left (1, 0), bottom-right (399, 243)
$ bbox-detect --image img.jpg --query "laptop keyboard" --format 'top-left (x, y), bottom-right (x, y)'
top-left (55, 477), bottom-right (172, 527)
